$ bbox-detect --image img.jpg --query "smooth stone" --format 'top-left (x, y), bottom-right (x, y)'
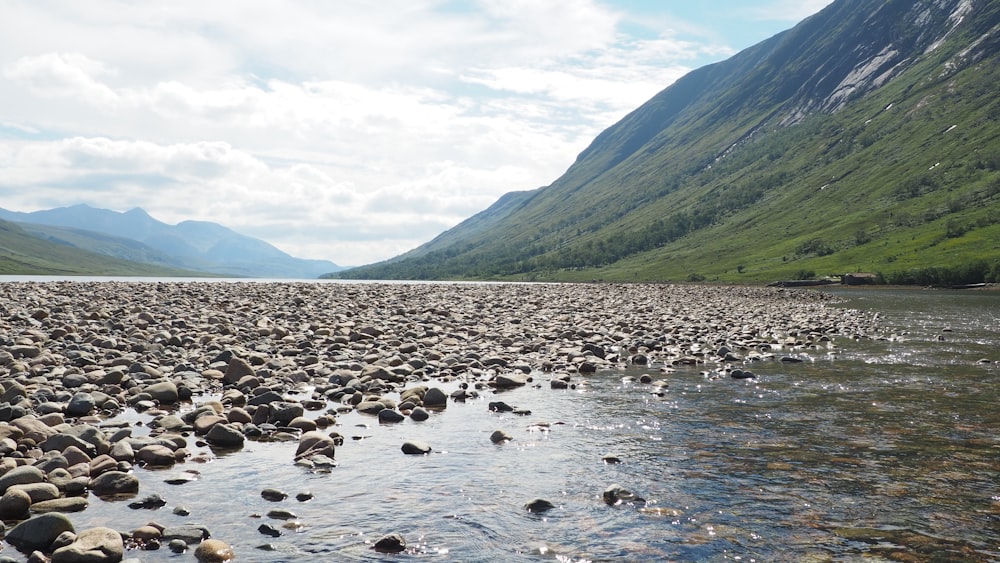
top-left (128, 494), bottom-right (166, 509)
top-left (7, 482), bottom-right (60, 503)
top-left (29, 497), bottom-right (89, 513)
top-left (89, 471), bottom-right (139, 496)
top-left (258, 523), bottom-right (281, 537)
top-left (524, 498), bottom-right (555, 512)
top-left (377, 409), bottom-right (405, 423)
top-left (401, 440), bottom-right (431, 455)
top-left (136, 445), bottom-right (176, 467)
top-left (421, 387), bottom-right (448, 407)
top-left (603, 484), bottom-right (645, 506)
top-left (0, 465), bottom-right (45, 493)
top-left (145, 381), bottom-right (179, 404)
top-left (494, 373), bottom-right (528, 389)
top-left (295, 431), bottom-right (336, 460)
top-left (66, 392), bottom-right (96, 417)
top-left (355, 401), bottom-right (385, 415)
top-left (51, 526), bottom-right (124, 563)
top-left (409, 407), bottom-right (430, 421)
top-left (0, 488), bottom-right (32, 519)
top-left (261, 488), bottom-right (288, 502)
top-left (162, 524), bottom-right (209, 544)
top-left (194, 539), bottom-right (235, 562)
top-left (204, 423), bottom-right (244, 448)
top-left (372, 532), bottom-right (406, 553)
top-left (6, 512), bottom-right (75, 551)
top-left (490, 430), bottom-right (513, 444)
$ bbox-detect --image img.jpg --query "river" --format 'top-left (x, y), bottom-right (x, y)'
top-left (7, 285), bottom-right (1000, 562)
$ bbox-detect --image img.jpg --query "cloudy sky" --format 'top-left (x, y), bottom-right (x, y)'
top-left (0, 0), bottom-right (832, 267)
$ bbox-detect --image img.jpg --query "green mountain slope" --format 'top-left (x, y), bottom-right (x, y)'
top-left (0, 219), bottom-right (208, 276)
top-left (336, 0), bottom-right (1000, 283)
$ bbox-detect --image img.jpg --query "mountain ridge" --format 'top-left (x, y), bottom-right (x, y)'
top-left (0, 204), bottom-right (343, 278)
top-left (335, 0), bottom-right (1000, 283)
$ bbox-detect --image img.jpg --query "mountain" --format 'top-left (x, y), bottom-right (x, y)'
top-left (336, 0), bottom-right (1000, 284)
top-left (0, 205), bottom-right (343, 278)
top-left (0, 218), bottom-right (206, 276)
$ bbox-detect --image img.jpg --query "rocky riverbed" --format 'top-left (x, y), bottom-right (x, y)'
top-left (0, 281), bottom-right (878, 561)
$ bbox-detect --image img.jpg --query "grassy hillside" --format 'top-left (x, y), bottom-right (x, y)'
top-left (335, 0), bottom-right (1000, 284)
top-left (0, 219), bottom-right (211, 276)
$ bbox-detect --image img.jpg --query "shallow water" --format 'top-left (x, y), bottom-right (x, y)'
top-left (12, 288), bottom-right (1000, 562)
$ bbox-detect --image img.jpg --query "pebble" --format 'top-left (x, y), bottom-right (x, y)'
top-left (0, 281), bottom-right (877, 556)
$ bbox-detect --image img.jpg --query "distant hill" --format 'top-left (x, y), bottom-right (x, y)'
top-left (0, 218), bottom-right (206, 276)
top-left (0, 204), bottom-right (343, 278)
top-left (336, 0), bottom-right (1000, 285)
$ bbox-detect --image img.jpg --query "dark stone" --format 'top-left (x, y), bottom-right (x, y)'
top-left (373, 533), bottom-right (406, 553)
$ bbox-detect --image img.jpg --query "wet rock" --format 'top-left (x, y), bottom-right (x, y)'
top-left (377, 409), bottom-right (405, 423)
top-left (603, 484), bottom-right (645, 506)
top-left (128, 493), bottom-right (166, 509)
top-left (162, 524), bottom-right (210, 544)
top-left (422, 387), bottom-right (448, 408)
top-left (194, 538), bottom-right (235, 562)
top-left (409, 407), bottom-right (430, 421)
top-left (261, 488), bottom-right (288, 502)
top-left (490, 430), bottom-right (513, 444)
top-left (66, 392), bottom-right (96, 417)
top-left (295, 431), bottom-right (336, 461)
top-left (494, 373), bottom-right (527, 389)
top-left (0, 488), bottom-right (32, 519)
top-left (258, 523), bottom-right (281, 537)
top-left (295, 491), bottom-right (313, 502)
top-left (136, 444), bottom-right (176, 467)
top-left (29, 497), bottom-right (89, 513)
top-left (8, 482), bottom-right (60, 503)
top-left (145, 381), bottom-right (179, 404)
top-left (205, 423), bottom-right (244, 448)
top-left (51, 526), bottom-right (124, 563)
top-left (401, 440), bottom-right (431, 455)
top-left (6, 512), bottom-right (75, 552)
top-left (488, 401), bottom-right (515, 412)
top-left (0, 465), bottom-right (45, 493)
top-left (524, 498), bottom-right (555, 512)
top-left (89, 471), bottom-right (139, 496)
top-left (372, 532), bottom-right (406, 553)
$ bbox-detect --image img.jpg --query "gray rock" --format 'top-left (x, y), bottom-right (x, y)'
top-left (490, 430), bottom-right (513, 444)
top-left (409, 407), bottom-right (430, 421)
top-left (136, 444), bottom-right (176, 467)
top-left (0, 465), bottom-right (45, 493)
top-left (7, 482), bottom-right (60, 503)
top-left (28, 497), bottom-right (89, 514)
top-left (66, 392), bottom-right (96, 417)
top-left (602, 484), bottom-right (645, 506)
top-left (373, 532), bottom-right (406, 553)
top-left (421, 387), bottom-right (448, 408)
top-left (260, 488), bottom-right (287, 501)
top-left (161, 523), bottom-right (210, 544)
top-left (295, 431), bottom-right (336, 460)
top-left (355, 400), bottom-right (385, 415)
top-left (205, 423), bottom-right (244, 448)
top-left (494, 373), bottom-right (528, 389)
top-left (145, 381), bottom-right (179, 404)
top-left (377, 409), bottom-right (405, 423)
top-left (524, 498), bottom-right (555, 512)
top-left (89, 471), bottom-right (139, 496)
top-left (0, 488), bottom-right (32, 519)
top-left (6, 512), bottom-right (75, 551)
top-left (401, 440), bottom-right (431, 455)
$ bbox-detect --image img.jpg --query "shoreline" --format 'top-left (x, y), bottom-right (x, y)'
top-left (0, 281), bottom-right (880, 560)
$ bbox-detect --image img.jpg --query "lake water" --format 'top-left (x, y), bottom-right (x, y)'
top-left (13, 287), bottom-right (1000, 562)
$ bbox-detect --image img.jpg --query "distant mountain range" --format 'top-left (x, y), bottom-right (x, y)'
top-left (0, 204), bottom-right (342, 278)
top-left (336, 0), bottom-right (1000, 284)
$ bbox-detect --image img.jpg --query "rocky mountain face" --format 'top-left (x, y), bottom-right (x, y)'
top-left (0, 205), bottom-right (342, 278)
top-left (336, 0), bottom-right (1000, 283)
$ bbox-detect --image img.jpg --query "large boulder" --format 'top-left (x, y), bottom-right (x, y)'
top-left (51, 526), bottom-right (125, 563)
top-left (6, 512), bottom-right (75, 551)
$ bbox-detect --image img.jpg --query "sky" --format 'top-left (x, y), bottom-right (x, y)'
top-left (0, 0), bottom-right (833, 267)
